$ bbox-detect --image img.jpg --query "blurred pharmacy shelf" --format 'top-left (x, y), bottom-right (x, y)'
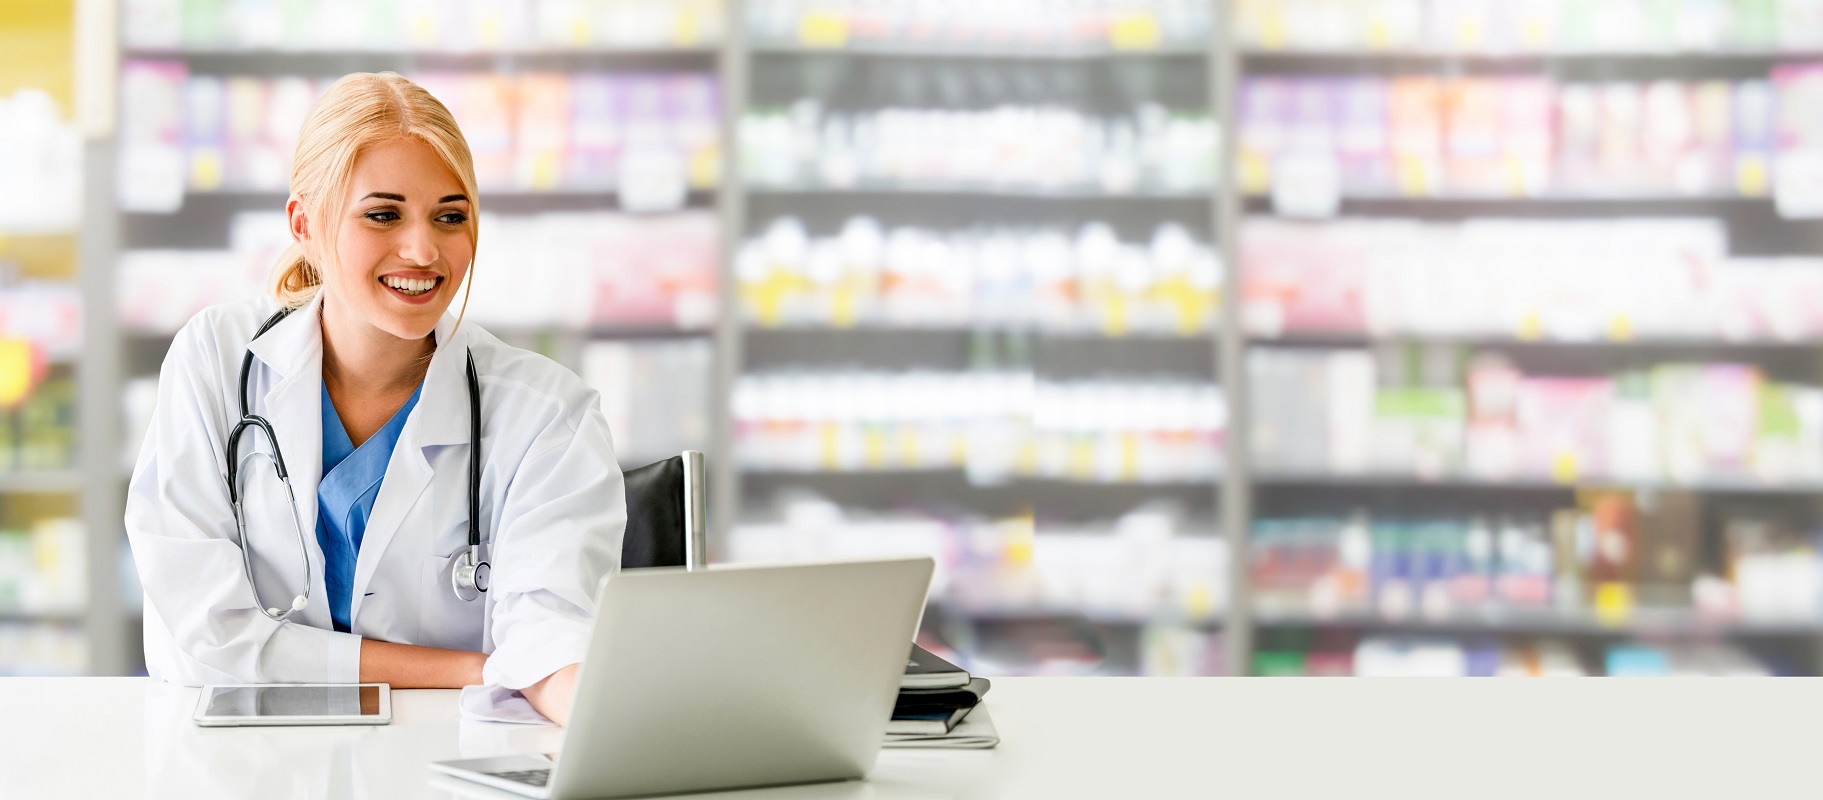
top-left (1243, 193), bottom-right (1772, 205)
top-left (30, 0), bottom-right (1823, 679)
top-left (1227, 0), bottom-right (1823, 677)
top-left (1240, 49), bottom-right (1823, 65)
top-left (749, 43), bottom-right (1209, 59)
top-left (122, 47), bottom-right (722, 58)
top-left (725, 0), bottom-right (1232, 679)
top-left (1254, 609), bottom-right (1823, 637)
top-left (1253, 472), bottom-right (1823, 496)
top-left (0, 0), bottom-right (110, 679)
top-left (746, 185), bottom-right (1214, 201)
top-left (1258, 333), bottom-right (1823, 350)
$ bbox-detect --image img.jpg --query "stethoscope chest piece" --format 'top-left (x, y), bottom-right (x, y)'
top-left (452, 545), bottom-right (490, 602)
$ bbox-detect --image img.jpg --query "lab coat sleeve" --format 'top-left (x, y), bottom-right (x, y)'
top-left (124, 319), bottom-right (362, 685)
top-left (481, 397), bottom-right (625, 691)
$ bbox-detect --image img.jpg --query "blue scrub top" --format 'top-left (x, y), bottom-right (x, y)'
top-left (318, 382), bottom-right (422, 633)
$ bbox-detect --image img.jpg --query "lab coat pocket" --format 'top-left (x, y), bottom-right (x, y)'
top-left (421, 551), bottom-right (486, 652)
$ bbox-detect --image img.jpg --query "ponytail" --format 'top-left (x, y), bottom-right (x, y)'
top-left (268, 242), bottom-right (323, 309)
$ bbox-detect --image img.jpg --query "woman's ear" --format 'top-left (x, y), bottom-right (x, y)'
top-left (286, 195), bottom-right (312, 251)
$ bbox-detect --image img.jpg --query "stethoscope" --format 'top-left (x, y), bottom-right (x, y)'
top-left (226, 307), bottom-right (489, 623)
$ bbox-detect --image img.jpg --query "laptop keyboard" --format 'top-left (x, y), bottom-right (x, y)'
top-left (487, 769), bottom-right (551, 787)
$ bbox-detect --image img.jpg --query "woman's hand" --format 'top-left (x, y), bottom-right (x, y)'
top-left (520, 663), bottom-right (581, 726)
top-left (358, 639), bottom-right (486, 688)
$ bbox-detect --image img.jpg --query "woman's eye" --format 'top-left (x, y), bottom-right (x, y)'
top-left (437, 213), bottom-right (469, 225)
top-left (364, 210), bottom-right (400, 223)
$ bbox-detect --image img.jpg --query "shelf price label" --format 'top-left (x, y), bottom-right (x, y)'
top-left (190, 150), bottom-right (224, 192)
top-left (1736, 152), bottom-right (1770, 197)
top-left (1775, 150), bottom-right (1823, 219)
top-left (1271, 153), bottom-right (1341, 219)
top-left (1606, 314), bottom-right (1634, 342)
top-left (0, 339), bottom-right (46, 410)
top-left (1109, 13), bottom-right (1161, 51)
top-left (1549, 452), bottom-right (1580, 484)
top-left (1593, 582), bottom-right (1634, 627)
top-left (797, 12), bottom-right (849, 48)
top-left (618, 147), bottom-right (687, 214)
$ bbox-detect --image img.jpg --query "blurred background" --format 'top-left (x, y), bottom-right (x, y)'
top-left (10, 0), bottom-right (1823, 678)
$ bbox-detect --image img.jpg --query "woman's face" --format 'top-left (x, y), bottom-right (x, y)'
top-left (294, 137), bottom-right (474, 342)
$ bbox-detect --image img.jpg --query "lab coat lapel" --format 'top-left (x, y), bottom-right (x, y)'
top-left (245, 295), bottom-right (332, 630)
top-left (349, 314), bottom-right (472, 621)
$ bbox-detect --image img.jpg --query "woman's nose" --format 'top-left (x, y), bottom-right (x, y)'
top-left (398, 223), bottom-right (440, 266)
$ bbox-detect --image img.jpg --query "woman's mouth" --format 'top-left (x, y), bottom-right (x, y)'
top-left (380, 275), bottom-right (441, 297)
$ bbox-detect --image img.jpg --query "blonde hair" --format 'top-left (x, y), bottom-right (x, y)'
top-left (271, 72), bottom-right (480, 325)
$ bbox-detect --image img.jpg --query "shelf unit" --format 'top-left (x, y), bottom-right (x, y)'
top-left (725, 4), bottom-right (1230, 677)
top-left (46, 0), bottom-right (1823, 677)
top-left (0, 0), bottom-right (103, 679)
top-left (1232, 4), bottom-right (1823, 677)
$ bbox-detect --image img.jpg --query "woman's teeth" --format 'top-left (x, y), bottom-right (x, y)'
top-left (381, 276), bottom-right (437, 296)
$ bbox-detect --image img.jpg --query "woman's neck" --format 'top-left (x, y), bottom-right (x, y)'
top-left (319, 295), bottom-right (435, 399)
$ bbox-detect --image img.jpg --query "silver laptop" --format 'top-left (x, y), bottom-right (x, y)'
top-left (431, 556), bottom-right (935, 799)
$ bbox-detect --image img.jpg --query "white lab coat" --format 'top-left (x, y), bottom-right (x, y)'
top-left (125, 293), bottom-right (625, 695)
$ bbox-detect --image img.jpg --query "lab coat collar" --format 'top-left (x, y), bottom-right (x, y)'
top-left (245, 292), bottom-right (325, 382)
top-left (247, 293), bottom-right (471, 448)
top-left (408, 313), bottom-right (476, 449)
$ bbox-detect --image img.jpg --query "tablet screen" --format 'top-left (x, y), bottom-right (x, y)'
top-left (202, 685), bottom-right (384, 718)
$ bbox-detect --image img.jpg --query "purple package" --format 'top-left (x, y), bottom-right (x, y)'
top-left (1336, 77), bottom-right (1389, 192)
top-left (620, 74), bottom-right (668, 151)
top-left (1372, 523), bottom-right (1416, 617)
top-left (569, 73), bottom-right (623, 190)
top-left (1734, 79), bottom-right (1775, 196)
top-left (665, 72), bottom-right (722, 189)
top-left (1238, 77), bottom-right (1290, 194)
top-left (183, 74), bottom-right (227, 192)
top-left (1436, 523), bottom-right (1470, 595)
top-left (1285, 77), bottom-right (1340, 160)
top-left (1464, 640), bottom-right (1502, 677)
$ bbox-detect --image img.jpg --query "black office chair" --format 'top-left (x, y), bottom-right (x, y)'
top-left (620, 450), bottom-right (708, 571)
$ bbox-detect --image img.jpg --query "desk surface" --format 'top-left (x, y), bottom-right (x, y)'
top-left (1, 677), bottom-right (1818, 799)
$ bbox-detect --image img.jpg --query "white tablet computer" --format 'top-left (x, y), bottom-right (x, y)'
top-left (193, 684), bottom-right (392, 727)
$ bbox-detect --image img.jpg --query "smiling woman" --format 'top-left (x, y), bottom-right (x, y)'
top-left (124, 72), bottom-right (625, 728)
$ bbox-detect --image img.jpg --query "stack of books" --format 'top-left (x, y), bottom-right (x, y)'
top-left (885, 644), bottom-right (998, 749)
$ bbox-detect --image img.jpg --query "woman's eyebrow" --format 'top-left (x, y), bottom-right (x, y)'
top-left (357, 192), bottom-right (469, 203)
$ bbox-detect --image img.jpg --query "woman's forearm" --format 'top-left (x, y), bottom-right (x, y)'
top-left (359, 639), bottom-right (486, 688)
top-left (520, 663), bottom-right (581, 725)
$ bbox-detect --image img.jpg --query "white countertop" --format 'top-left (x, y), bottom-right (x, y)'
top-left (3, 677), bottom-right (1820, 799)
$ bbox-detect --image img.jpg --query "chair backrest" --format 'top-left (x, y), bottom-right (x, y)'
top-left (620, 450), bottom-right (707, 571)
